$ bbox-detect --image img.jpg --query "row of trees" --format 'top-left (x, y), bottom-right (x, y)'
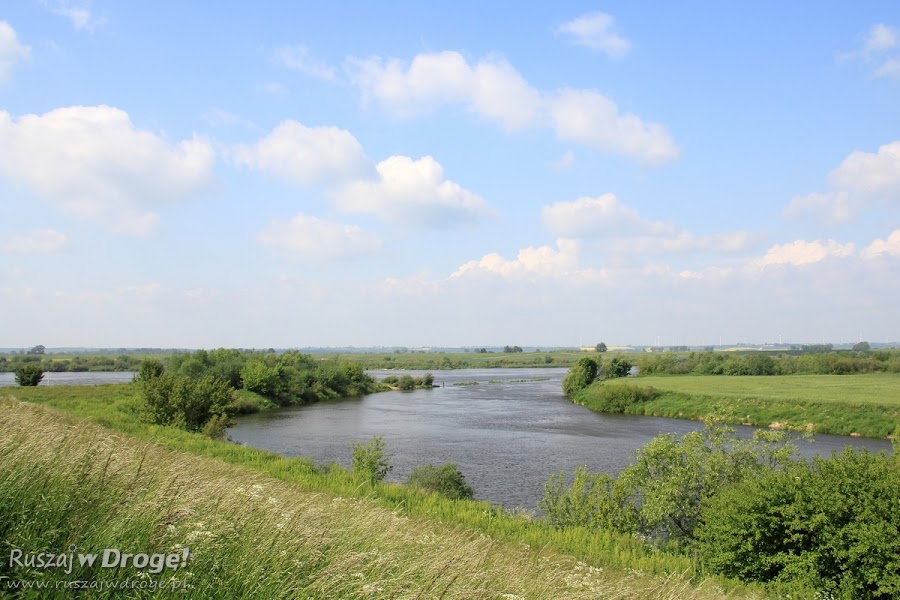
top-left (0, 353), bottom-right (143, 373)
top-left (636, 349), bottom-right (900, 376)
top-left (138, 349), bottom-right (383, 436)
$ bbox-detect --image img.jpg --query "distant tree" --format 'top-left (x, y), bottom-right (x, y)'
top-left (477, 348), bottom-right (488, 353)
top-left (852, 341), bottom-right (871, 352)
top-left (27, 345), bottom-right (46, 355)
top-left (15, 364), bottom-right (44, 386)
top-left (595, 343), bottom-right (608, 353)
top-left (503, 345), bottom-right (523, 353)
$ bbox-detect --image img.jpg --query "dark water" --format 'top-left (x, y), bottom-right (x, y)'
top-left (0, 371), bottom-right (135, 387)
top-left (228, 368), bottom-right (893, 510)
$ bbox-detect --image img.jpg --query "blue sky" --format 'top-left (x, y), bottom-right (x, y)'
top-left (1, 2), bottom-right (899, 348)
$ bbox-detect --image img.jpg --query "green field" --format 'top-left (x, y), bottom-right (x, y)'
top-left (576, 374), bottom-right (900, 439)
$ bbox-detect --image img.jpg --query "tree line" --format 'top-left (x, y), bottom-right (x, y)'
top-left (636, 349), bottom-right (900, 376)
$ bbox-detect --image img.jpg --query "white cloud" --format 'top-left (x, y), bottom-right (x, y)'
top-left (546, 89), bottom-right (679, 164)
top-left (258, 213), bottom-right (381, 260)
top-left (350, 51), bottom-right (541, 130)
top-left (451, 239), bottom-right (581, 281)
top-left (542, 194), bottom-right (753, 255)
top-left (48, 1), bottom-right (107, 32)
top-left (862, 229), bottom-right (900, 258)
top-left (543, 193), bottom-right (672, 238)
top-left (273, 44), bottom-right (337, 81)
top-left (875, 57), bottom-right (900, 79)
top-left (749, 239), bottom-right (856, 268)
top-left (555, 11), bottom-right (631, 57)
top-left (332, 155), bottom-right (495, 228)
top-left (2, 229), bottom-right (68, 253)
top-left (861, 23), bottom-right (898, 54)
top-left (0, 21), bottom-right (30, 83)
top-left (785, 141), bottom-right (900, 221)
top-left (0, 106), bottom-right (214, 236)
top-left (349, 51), bottom-right (677, 163)
top-left (231, 120), bottom-right (372, 186)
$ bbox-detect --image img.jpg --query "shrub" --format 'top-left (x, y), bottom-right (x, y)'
top-left (579, 383), bottom-right (657, 413)
top-left (141, 373), bottom-right (234, 432)
top-left (696, 448), bottom-right (900, 598)
top-left (136, 358), bottom-right (165, 382)
top-left (397, 374), bottom-right (416, 390)
top-left (407, 463), bottom-right (474, 500)
top-left (14, 364), bottom-right (44, 386)
top-left (604, 356), bottom-right (632, 379)
top-left (351, 435), bottom-right (392, 484)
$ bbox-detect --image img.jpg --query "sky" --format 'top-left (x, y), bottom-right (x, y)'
top-left (1, 2), bottom-right (899, 349)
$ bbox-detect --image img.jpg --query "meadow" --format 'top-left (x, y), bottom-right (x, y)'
top-left (575, 374), bottom-right (900, 439)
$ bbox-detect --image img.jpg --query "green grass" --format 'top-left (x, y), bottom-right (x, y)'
top-left (575, 375), bottom-right (900, 439)
top-left (2, 385), bottom-right (779, 598)
top-left (0, 391), bottom-right (767, 599)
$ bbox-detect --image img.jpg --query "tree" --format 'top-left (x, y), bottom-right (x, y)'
top-left (407, 463), bottom-right (474, 500)
top-left (852, 340), bottom-right (871, 352)
top-left (352, 435), bottom-right (392, 484)
top-left (605, 356), bottom-right (632, 378)
top-left (562, 356), bottom-right (599, 396)
top-left (27, 345), bottom-right (46, 355)
top-left (15, 364), bottom-right (44, 386)
top-left (595, 342), bottom-right (608, 353)
top-left (503, 345), bottom-right (523, 353)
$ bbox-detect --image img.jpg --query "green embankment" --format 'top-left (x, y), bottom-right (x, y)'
top-left (1, 385), bottom-right (766, 599)
top-left (573, 374), bottom-right (900, 439)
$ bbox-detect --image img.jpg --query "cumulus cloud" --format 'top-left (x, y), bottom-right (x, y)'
top-left (258, 213), bottom-right (381, 260)
top-left (785, 141), bottom-right (900, 221)
top-left (0, 106), bottom-right (214, 236)
top-left (0, 21), bottom-right (30, 82)
top-left (451, 239), bottom-right (581, 281)
top-left (350, 51), bottom-right (541, 130)
top-left (862, 229), bottom-right (900, 258)
top-left (332, 155), bottom-right (495, 228)
top-left (230, 120), bottom-right (372, 186)
top-left (2, 229), bottom-right (68, 253)
top-left (555, 11), bottom-right (631, 57)
top-left (542, 194), bottom-right (753, 254)
top-left (749, 239), bottom-right (856, 268)
top-left (273, 44), bottom-right (337, 81)
top-left (349, 51), bottom-right (677, 163)
top-left (546, 89), bottom-right (679, 164)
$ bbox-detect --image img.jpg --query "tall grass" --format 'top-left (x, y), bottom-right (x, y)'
top-left (0, 397), bottom-right (757, 599)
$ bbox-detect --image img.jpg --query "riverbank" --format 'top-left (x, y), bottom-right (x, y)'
top-left (1, 388), bottom-right (767, 598)
top-left (572, 374), bottom-right (900, 439)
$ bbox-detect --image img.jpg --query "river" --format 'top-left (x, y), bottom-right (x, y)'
top-left (0, 371), bottom-right (136, 387)
top-left (227, 368), bottom-right (893, 510)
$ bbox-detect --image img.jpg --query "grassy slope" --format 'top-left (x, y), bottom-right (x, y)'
top-left (0, 395), bottom-right (760, 599)
top-left (577, 374), bottom-right (900, 439)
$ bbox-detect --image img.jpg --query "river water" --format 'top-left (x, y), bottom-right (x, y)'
top-left (0, 371), bottom-right (136, 387)
top-left (227, 368), bottom-right (892, 510)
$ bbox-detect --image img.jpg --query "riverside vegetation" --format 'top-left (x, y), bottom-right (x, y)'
top-left (3, 385), bottom-right (766, 599)
top-left (556, 356), bottom-right (899, 598)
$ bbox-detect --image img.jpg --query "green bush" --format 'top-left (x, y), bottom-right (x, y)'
top-left (578, 383), bottom-right (657, 413)
top-left (604, 356), bottom-right (632, 379)
top-left (136, 358), bottom-right (165, 382)
top-left (141, 372), bottom-right (234, 432)
top-left (407, 463), bottom-right (474, 500)
top-left (696, 448), bottom-right (900, 598)
top-left (562, 357), bottom-right (599, 396)
top-left (14, 363), bottom-right (44, 386)
top-left (397, 374), bottom-right (416, 390)
top-left (351, 435), bottom-right (392, 484)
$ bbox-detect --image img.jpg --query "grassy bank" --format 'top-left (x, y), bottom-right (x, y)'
top-left (327, 350), bottom-right (591, 370)
top-left (573, 374), bottom-right (900, 439)
top-left (0, 393), bottom-right (760, 599)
